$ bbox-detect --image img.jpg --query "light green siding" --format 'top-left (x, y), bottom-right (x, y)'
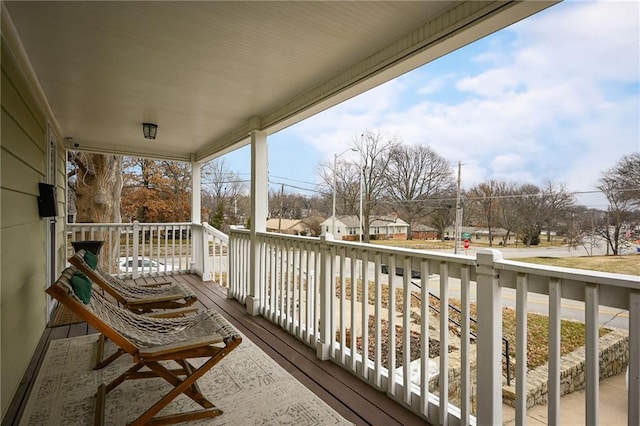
top-left (1, 37), bottom-right (64, 418)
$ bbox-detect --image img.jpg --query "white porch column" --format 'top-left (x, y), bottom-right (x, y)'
top-left (191, 161), bottom-right (203, 275)
top-left (191, 160), bottom-right (202, 224)
top-left (476, 249), bottom-right (503, 425)
top-left (247, 130), bottom-right (268, 316)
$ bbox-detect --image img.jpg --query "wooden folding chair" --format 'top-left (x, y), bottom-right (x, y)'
top-left (47, 267), bottom-right (242, 425)
top-left (69, 249), bottom-right (198, 313)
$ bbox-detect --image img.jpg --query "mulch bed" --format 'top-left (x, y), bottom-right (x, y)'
top-left (337, 315), bottom-right (454, 369)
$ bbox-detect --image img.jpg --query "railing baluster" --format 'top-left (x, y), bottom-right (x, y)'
top-left (291, 243), bottom-right (298, 335)
top-left (339, 247), bottom-right (347, 365)
top-left (298, 241), bottom-right (304, 339)
top-left (374, 252), bottom-right (383, 388)
top-left (439, 261), bottom-right (449, 426)
top-left (460, 264), bottom-right (471, 424)
top-left (296, 241), bottom-right (302, 337)
top-left (170, 224), bottom-right (175, 272)
top-left (304, 242), bottom-right (311, 343)
top-left (361, 250), bottom-right (369, 380)
top-left (585, 283), bottom-right (599, 426)
top-left (629, 291), bottom-right (640, 425)
top-left (163, 225), bottom-right (168, 272)
top-left (516, 273), bottom-right (529, 425)
top-left (388, 255), bottom-right (397, 396)
top-left (402, 257), bottom-right (411, 404)
top-left (259, 236), bottom-right (266, 315)
top-left (548, 278), bottom-right (562, 426)
top-left (329, 244), bottom-right (336, 359)
top-left (420, 258), bottom-right (430, 417)
top-left (312, 248), bottom-right (321, 346)
top-left (286, 245), bottom-right (292, 333)
top-left (316, 235), bottom-right (333, 361)
top-left (270, 242), bottom-right (277, 321)
top-left (279, 244), bottom-right (286, 328)
top-left (132, 221), bottom-right (140, 279)
top-left (350, 248), bottom-right (357, 372)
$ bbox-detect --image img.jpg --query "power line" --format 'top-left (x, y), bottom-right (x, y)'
top-left (373, 187), bottom-right (640, 204)
top-left (270, 175), bottom-right (319, 186)
top-left (268, 180), bottom-right (325, 195)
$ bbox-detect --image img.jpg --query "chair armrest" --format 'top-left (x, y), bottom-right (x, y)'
top-left (125, 294), bottom-right (185, 305)
top-left (139, 335), bottom-right (223, 357)
top-left (142, 307), bottom-right (198, 318)
top-left (139, 281), bottom-right (173, 287)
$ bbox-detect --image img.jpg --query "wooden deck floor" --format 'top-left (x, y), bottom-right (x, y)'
top-left (5, 274), bottom-right (429, 426)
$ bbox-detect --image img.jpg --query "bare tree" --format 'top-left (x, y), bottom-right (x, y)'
top-left (596, 155), bottom-right (639, 255)
top-left (318, 157), bottom-right (361, 217)
top-left (430, 203), bottom-right (455, 240)
top-left (355, 130), bottom-right (399, 242)
top-left (384, 144), bottom-right (455, 239)
top-left (466, 180), bottom-right (503, 246)
top-left (609, 152), bottom-right (640, 207)
top-left (201, 158), bottom-right (247, 230)
top-left (495, 181), bottom-right (520, 246)
top-left (539, 181), bottom-right (576, 243)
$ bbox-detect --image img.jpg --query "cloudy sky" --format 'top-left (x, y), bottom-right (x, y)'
top-left (223, 0), bottom-right (639, 209)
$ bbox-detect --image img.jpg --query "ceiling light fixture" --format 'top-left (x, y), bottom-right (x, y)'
top-left (142, 122), bottom-right (158, 140)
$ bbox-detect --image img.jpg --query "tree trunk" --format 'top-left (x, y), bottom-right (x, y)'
top-left (74, 153), bottom-right (123, 270)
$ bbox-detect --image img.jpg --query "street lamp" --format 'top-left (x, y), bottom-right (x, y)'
top-left (332, 148), bottom-right (356, 237)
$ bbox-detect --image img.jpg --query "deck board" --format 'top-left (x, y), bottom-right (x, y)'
top-left (6, 274), bottom-right (430, 426)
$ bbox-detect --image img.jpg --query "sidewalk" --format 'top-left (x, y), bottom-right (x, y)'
top-left (503, 372), bottom-right (627, 425)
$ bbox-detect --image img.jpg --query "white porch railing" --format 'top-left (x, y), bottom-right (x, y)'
top-left (228, 229), bottom-right (639, 426)
top-left (67, 222), bottom-right (228, 282)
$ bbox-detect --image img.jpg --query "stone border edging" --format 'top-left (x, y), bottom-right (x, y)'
top-left (502, 329), bottom-right (628, 408)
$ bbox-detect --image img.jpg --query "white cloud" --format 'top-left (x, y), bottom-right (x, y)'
top-left (491, 153), bottom-right (526, 173)
top-left (268, 0), bottom-right (639, 208)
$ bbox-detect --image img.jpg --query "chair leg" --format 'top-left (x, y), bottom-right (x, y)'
top-left (94, 334), bottom-right (126, 370)
top-left (95, 383), bottom-right (106, 426)
top-left (129, 340), bottom-right (240, 425)
top-left (144, 360), bottom-right (215, 408)
top-left (104, 362), bottom-right (145, 393)
top-left (176, 359), bottom-right (205, 399)
top-left (134, 407), bottom-right (223, 426)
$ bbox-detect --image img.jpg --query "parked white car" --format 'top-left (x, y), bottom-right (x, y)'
top-left (118, 257), bottom-right (173, 273)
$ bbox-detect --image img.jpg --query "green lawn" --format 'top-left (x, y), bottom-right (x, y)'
top-left (514, 255), bottom-right (639, 276)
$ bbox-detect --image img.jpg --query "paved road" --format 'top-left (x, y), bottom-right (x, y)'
top-left (421, 275), bottom-right (629, 330)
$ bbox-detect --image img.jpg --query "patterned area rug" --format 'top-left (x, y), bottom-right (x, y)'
top-left (48, 305), bottom-right (84, 327)
top-left (20, 334), bottom-right (353, 425)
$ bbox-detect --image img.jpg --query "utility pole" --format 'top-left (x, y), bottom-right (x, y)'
top-left (278, 183), bottom-right (284, 232)
top-left (454, 161), bottom-right (462, 254)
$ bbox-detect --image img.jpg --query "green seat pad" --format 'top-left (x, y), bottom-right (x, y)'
top-left (70, 272), bottom-right (92, 304)
top-left (84, 251), bottom-right (98, 270)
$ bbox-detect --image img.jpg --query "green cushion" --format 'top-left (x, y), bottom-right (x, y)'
top-left (84, 251), bottom-right (98, 270)
top-left (70, 272), bottom-right (92, 304)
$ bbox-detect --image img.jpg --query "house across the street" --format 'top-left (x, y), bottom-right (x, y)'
top-left (320, 215), bottom-right (409, 240)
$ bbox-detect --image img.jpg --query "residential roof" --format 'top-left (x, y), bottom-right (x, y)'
top-left (266, 218), bottom-right (306, 231)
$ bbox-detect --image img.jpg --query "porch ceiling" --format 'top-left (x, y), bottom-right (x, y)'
top-left (3, 1), bottom-right (555, 163)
